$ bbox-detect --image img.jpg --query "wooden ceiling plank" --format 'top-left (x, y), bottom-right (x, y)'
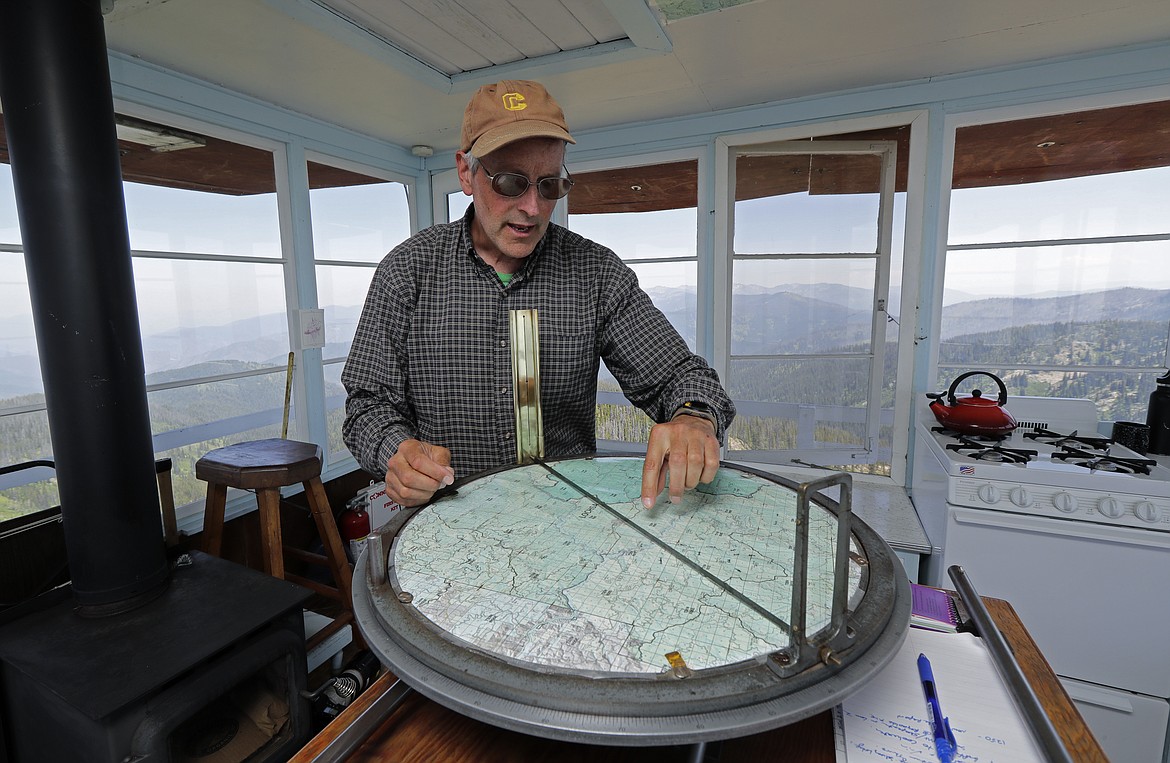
top-left (403, 0), bottom-right (525, 67)
top-left (509, 0), bottom-right (597, 50)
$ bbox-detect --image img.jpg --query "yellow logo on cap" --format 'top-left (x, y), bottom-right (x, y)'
top-left (501, 92), bottom-right (527, 111)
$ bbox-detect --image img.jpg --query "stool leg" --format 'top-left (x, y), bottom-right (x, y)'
top-left (256, 487), bottom-right (286, 579)
top-left (303, 476), bottom-right (364, 649)
top-left (201, 482), bottom-right (228, 557)
top-left (303, 477), bottom-right (353, 604)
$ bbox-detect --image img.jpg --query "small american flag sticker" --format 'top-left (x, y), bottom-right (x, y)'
top-left (959, 465), bottom-right (976, 475)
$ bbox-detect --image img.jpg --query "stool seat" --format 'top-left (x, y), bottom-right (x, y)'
top-left (195, 438), bottom-right (323, 488)
top-left (197, 438), bottom-right (360, 652)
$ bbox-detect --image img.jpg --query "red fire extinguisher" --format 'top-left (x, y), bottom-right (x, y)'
top-left (338, 505), bottom-right (370, 563)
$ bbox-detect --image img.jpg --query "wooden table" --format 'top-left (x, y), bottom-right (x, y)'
top-left (290, 598), bottom-right (1107, 762)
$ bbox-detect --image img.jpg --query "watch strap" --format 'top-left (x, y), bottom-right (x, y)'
top-left (672, 401), bottom-right (718, 428)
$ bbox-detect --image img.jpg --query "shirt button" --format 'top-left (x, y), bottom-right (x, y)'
top-left (500, 387), bottom-right (508, 394)
top-left (499, 340), bottom-right (506, 347)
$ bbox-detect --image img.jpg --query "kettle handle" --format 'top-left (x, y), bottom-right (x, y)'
top-left (947, 371), bottom-right (1008, 406)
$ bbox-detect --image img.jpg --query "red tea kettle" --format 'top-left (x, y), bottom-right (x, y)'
top-left (926, 371), bottom-right (1017, 436)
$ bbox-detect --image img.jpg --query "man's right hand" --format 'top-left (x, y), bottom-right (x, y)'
top-left (384, 439), bottom-right (455, 507)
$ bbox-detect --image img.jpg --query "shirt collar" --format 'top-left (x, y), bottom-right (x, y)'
top-left (459, 205), bottom-right (550, 281)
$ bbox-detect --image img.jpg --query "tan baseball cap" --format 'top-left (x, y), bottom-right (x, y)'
top-left (460, 80), bottom-right (576, 158)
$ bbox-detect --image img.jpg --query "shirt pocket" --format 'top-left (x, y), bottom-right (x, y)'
top-left (536, 331), bottom-right (596, 395)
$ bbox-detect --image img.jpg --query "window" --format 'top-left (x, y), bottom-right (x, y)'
top-left (568, 159), bottom-right (701, 450)
top-left (124, 139), bottom-right (289, 519)
top-left (0, 121), bottom-right (292, 522)
top-left (448, 188), bottom-right (471, 221)
top-left (942, 101), bottom-right (1170, 422)
top-left (0, 162), bottom-right (58, 520)
top-left (724, 140), bottom-right (902, 474)
top-left (0, 113), bottom-right (422, 526)
top-left (308, 159), bottom-right (412, 464)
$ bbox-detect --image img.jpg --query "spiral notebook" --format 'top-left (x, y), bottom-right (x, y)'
top-left (910, 583), bottom-right (963, 632)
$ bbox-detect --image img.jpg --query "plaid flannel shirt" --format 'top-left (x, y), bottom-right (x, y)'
top-left (341, 209), bottom-right (735, 480)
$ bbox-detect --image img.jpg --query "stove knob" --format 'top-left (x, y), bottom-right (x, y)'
top-left (976, 484), bottom-right (1001, 504)
top-left (1097, 496), bottom-right (1123, 518)
top-left (1134, 501), bottom-right (1161, 524)
top-left (1009, 487), bottom-right (1032, 507)
top-left (1053, 492), bottom-right (1077, 513)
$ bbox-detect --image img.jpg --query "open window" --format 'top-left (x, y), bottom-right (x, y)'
top-left (723, 140), bottom-right (901, 473)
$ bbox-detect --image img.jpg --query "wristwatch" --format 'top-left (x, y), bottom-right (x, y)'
top-left (672, 400), bottom-right (718, 428)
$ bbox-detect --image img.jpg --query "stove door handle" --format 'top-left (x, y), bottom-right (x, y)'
top-left (949, 507), bottom-right (1168, 548)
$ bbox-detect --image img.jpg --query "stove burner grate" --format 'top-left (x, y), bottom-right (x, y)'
top-left (945, 437), bottom-right (1037, 463)
top-left (1021, 427), bottom-right (1112, 451)
top-left (931, 426), bottom-right (1008, 443)
top-left (1050, 445), bottom-right (1156, 475)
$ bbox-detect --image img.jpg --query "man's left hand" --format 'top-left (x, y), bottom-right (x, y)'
top-left (640, 415), bottom-right (720, 508)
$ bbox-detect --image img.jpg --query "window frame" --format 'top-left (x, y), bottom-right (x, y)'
top-left (715, 111), bottom-right (929, 485)
top-left (0, 112), bottom-right (295, 521)
top-left (0, 111), bottom-right (424, 527)
top-left (720, 140), bottom-right (897, 468)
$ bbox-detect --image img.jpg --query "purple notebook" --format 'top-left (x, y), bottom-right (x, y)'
top-left (910, 583), bottom-right (962, 632)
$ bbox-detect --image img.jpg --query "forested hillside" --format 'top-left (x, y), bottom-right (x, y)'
top-left (4, 286), bottom-right (1169, 518)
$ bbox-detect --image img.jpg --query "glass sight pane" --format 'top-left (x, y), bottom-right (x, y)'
top-left (124, 181), bottom-right (281, 258)
top-left (309, 162), bottom-right (410, 263)
top-left (731, 258), bottom-right (875, 356)
top-left (734, 153), bottom-right (882, 255)
top-left (726, 357), bottom-right (872, 451)
top-left (133, 258), bottom-right (288, 381)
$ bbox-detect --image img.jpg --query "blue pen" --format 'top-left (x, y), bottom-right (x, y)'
top-left (918, 653), bottom-right (958, 763)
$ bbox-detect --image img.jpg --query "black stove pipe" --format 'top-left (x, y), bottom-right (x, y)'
top-left (0, 0), bottom-right (169, 614)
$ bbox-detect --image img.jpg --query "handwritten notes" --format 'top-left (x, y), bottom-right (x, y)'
top-left (836, 628), bottom-right (1043, 762)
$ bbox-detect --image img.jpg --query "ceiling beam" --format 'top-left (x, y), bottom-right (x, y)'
top-left (602, 0), bottom-right (671, 52)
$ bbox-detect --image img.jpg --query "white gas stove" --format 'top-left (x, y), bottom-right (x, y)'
top-left (918, 395), bottom-right (1170, 531)
top-left (911, 395), bottom-right (1170, 763)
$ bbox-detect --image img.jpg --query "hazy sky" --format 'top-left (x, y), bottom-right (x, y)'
top-left (3, 163), bottom-right (1168, 333)
top-left (945, 166), bottom-right (1170, 301)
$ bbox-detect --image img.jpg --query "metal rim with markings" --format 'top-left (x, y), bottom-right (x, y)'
top-left (353, 455), bottom-right (910, 745)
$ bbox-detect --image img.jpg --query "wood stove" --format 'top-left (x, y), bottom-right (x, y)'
top-left (0, 552), bottom-right (311, 762)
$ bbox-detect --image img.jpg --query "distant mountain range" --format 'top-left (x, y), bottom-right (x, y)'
top-left (940, 287), bottom-right (1170, 339)
top-left (3, 286), bottom-right (1169, 400)
top-left (665, 284), bottom-right (1170, 351)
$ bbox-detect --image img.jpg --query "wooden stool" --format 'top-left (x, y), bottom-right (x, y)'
top-left (197, 438), bottom-right (358, 651)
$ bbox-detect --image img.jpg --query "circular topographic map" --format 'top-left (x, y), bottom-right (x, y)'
top-left (354, 456), bottom-right (910, 745)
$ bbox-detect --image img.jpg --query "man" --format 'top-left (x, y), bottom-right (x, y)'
top-left (342, 80), bottom-right (734, 509)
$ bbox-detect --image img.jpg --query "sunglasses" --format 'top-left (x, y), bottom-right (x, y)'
top-left (479, 162), bottom-right (574, 200)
